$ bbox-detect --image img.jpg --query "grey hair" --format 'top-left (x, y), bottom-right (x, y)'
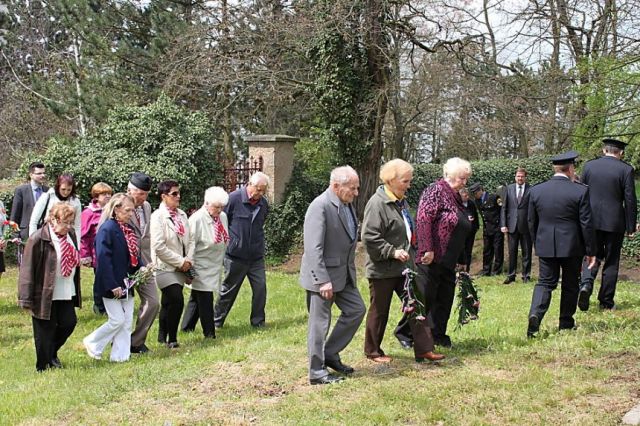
top-left (249, 171), bottom-right (270, 186)
top-left (98, 193), bottom-right (135, 229)
top-left (330, 166), bottom-right (358, 185)
top-left (204, 186), bottom-right (229, 206)
top-left (443, 157), bottom-right (472, 179)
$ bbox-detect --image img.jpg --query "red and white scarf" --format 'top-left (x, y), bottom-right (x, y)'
top-left (168, 208), bottom-right (185, 236)
top-left (212, 216), bottom-right (229, 244)
top-left (56, 232), bottom-right (79, 277)
top-left (117, 221), bottom-right (139, 267)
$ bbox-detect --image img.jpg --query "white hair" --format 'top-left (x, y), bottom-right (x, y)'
top-left (249, 171), bottom-right (270, 186)
top-left (443, 157), bottom-right (472, 179)
top-left (204, 186), bottom-right (229, 206)
top-left (330, 166), bottom-right (358, 185)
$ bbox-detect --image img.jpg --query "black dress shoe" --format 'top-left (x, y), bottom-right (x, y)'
top-left (522, 276), bottom-right (531, 283)
top-left (131, 344), bottom-right (150, 354)
top-left (433, 335), bottom-right (452, 348)
top-left (398, 340), bottom-right (413, 350)
top-left (251, 322), bottom-right (266, 328)
top-left (577, 288), bottom-right (590, 312)
top-left (310, 374), bottom-right (345, 385)
top-left (50, 357), bottom-right (63, 369)
top-left (527, 315), bottom-right (540, 338)
top-left (503, 276), bottom-right (515, 284)
top-left (325, 359), bottom-right (354, 375)
top-left (166, 342), bottom-right (180, 349)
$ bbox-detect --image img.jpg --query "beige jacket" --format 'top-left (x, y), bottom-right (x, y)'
top-left (150, 203), bottom-right (194, 289)
top-left (188, 207), bottom-right (228, 293)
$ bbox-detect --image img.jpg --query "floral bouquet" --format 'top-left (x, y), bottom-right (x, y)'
top-left (123, 263), bottom-right (156, 294)
top-left (401, 268), bottom-right (427, 321)
top-left (2, 220), bottom-right (25, 251)
top-left (455, 271), bottom-right (480, 328)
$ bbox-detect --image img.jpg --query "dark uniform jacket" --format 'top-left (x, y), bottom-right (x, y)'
top-left (528, 176), bottom-right (595, 258)
top-left (500, 183), bottom-right (530, 233)
top-left (476, 192), bottom-right (502, 235)
top-left (581, 156), bottom-right (637, 234)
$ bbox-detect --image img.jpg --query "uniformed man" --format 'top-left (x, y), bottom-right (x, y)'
top-left (527, 151), bottom-right (596, 338)
top-left (469, 182), bottom-right (504, 276)
top-left (578, 138), bottom-right (637, 311)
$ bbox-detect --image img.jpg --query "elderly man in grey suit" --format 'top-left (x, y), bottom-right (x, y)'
top-left (127, 172), bottom-right (160, 354)
top-left (300, 166), bottom-right (366, 385)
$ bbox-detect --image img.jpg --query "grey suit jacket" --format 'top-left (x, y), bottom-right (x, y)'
top-left (300, 188), bottom-right (358, 293)
top-left (10, 183), bottom-right (49, 240)
top-left (500, 182), bottom-right (530, 233)
top-left (128, 201), bottom-right (152, 264)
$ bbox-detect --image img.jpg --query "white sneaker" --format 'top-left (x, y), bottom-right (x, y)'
top-left (83, 338), bottom-right (102, 360)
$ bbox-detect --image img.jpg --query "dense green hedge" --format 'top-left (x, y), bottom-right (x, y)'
top-left (407, 156), bottom-right (553, 206)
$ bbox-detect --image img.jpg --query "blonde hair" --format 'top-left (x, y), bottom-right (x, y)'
top-left (90, 182), bottom-right (113, 199)
top-left (48, 203), bottom-right (76, 224)
top-left (98, 193), bottom-right (135, 228)
top-left (379, 159), bottom-right (413, 184)
top-left (443, 157), bottom-right (472, 179)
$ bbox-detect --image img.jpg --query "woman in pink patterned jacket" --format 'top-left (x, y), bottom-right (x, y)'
top-left (80, 182), bottom-right (112, 315)
top-left (415, 158), bottom-right (472, 348)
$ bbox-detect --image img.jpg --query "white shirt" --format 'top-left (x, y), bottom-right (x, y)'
top-left (49, 226), bottom-right (77, 301)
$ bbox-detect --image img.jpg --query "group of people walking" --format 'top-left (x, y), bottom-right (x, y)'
top-left (3, 138), bottom-right (635, 382)
top-left (301, 138), bottom-right (636, 386)
top-left (10, 163), bottom-right (270, 371)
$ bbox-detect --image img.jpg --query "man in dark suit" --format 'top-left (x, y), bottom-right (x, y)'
top-left (500, 167), bottom-right (532, 284)
top-left (10, 162), bottom-right (48, 241)
top-left (300, 166), bottom-right (366, 385)
top-left (578, 138), bottom-right (637, 311)
top-left (469, 182), bottom-right (504, 276)
top-left (459, 187), bottom-right (479, 272)
top-left (527, 151), bottom-right (596, 337)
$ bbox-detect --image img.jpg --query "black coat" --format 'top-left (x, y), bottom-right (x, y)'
top-left (582, 156), bottom-right (637, 234)
top-left (462, 200), bottom-right (480, 234)
top-left (500, 183), bottom-right (530, 234)
top-left (528, 175), bottom-right (595, 258)
top-left (476, 192), bottom-right (502, 235)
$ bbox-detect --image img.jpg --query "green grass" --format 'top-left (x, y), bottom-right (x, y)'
top-left (1, 266), bottom-right (640, 425)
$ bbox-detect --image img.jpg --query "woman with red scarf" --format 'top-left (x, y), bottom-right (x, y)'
top-left (150, 180), bottom-right (194, 348)
top-left (18, 203), bottom-right (81, 372)
top-left (83, 193), bottom-right (141, 362)
top-left (180, 186), bottom-right (230, 338)
top-left (415, 157), bottom-right (473, 349)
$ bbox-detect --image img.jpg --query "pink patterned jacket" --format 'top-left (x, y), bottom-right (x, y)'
top-left (80, 200), bottom-right (102, 267)
top-left (416, 178), bottom-right (463, 263)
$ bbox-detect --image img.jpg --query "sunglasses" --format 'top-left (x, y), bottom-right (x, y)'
top-left (168, 191), bottom-right (181, 197)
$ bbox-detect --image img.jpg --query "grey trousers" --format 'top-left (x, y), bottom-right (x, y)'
top-left (214, 256), bottom-right (267, 327)
top-left (131, 278), bottom-right (160, 347)
top-left (306, 282), bottom-right (366, 380)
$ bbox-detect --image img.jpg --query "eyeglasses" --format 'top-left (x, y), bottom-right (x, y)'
top-left (168, 191), bottom-right (181, 197)
top-left (32, 172), bottom-right (46, 176)
top-left (54, 219), bottom-right (74, 227)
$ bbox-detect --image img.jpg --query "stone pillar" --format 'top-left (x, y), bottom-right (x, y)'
top-left (246, 134), bottom-right (298, 204)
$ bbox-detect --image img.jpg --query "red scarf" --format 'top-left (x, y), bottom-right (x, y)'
top-left (168, 208), bottom-right (185, 236)
top-left (118, 221), bottom-right (139, 267)
top-left (56, 232), bottom-right (79, 277)
top-left (213, 216), bottom-right (229, 244)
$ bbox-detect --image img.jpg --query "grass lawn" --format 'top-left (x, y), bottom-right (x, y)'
top-left (1, 265), bottom-right (640, 425)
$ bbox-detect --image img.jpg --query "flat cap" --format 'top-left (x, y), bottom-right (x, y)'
top-left (129, 172), bottom-right (152, 191)
top-left (602, 138), bottom-right (628, 150)
top-left (468, 182), bottom-right (482, 193)
top-left (551, 150), bottom-right (579, 165)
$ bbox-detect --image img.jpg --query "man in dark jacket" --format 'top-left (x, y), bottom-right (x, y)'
top-left (527, 151), bottom-right (596, 338)
top-left (10, 162), bottom-right (48, 241)
top-left (578, 138), bottom-right (637, 311)
top-left (459, 187), bottom-right (479, 272)
top-left (500, 167), bottom-right (532, 284)
top-left (214, 172), bottom-right (270, 328)
top-left (469, 182), bottom-right (504, 276)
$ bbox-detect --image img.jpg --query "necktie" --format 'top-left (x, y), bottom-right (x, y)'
top-left (118, 221), bottom-right (139, 267)
top-left (343, 204), bottom-right (356, 240)
top-left (134, 209), bottom-right (141, 225)
top-left (517, 186), bottom-right (523, 204)
top-left (56, 233), bottom-right (79, 277)
top-left (35, 187), bottom-right (42, 201)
